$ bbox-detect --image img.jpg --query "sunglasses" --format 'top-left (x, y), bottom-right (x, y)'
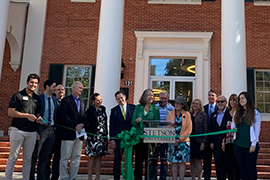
top-left (217, 100), bottom-right (225, 103)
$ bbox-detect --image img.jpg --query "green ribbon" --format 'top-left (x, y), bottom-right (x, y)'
top-left (117, 127), bottom-right (140, 180)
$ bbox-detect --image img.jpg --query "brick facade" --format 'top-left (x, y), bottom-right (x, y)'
top-left (0, 0), bottom-right (270, 139)
top-left (0, 40), bottom-right (21, 135)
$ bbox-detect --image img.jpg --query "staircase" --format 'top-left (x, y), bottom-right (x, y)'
top-left (0, 136), bottom-right (270, 179)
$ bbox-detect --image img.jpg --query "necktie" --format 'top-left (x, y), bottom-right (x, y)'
top-left (48, 97), bottom-right (51, 125)
top-left (209, 105), bottom-right (214, 122)
top-left (122, 106), bottom-right (126, 120)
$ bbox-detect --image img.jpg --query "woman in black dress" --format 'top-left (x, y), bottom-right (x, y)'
top-left (85, 93), bottom-right (108, 180)
top-left (189, 99), bottom-right (208, 180)
top-left (222, 94), bottom-right (240, 180)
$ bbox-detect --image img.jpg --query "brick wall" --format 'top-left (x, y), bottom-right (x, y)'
top-left (1, 0), bottom-right (270, 135)
top-left (0, 40), bottom-right (21, 135)
top-left (41, 0), bottom-right (223, 100)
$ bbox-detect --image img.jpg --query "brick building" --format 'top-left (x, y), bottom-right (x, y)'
top-left (0, 0), bottom-right (269, 141)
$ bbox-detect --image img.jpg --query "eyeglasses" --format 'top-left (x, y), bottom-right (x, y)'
top-left (217, 100), bottom-right (225, 103)
top-left (160, 97), bottom-right (168, 100)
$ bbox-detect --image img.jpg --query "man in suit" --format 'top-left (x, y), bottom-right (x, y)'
top-left (203, 90), bottom-right (218, 180)
top-left (49, 84), bottom-right (65, 180)
top-left (110, 91), bottom-right (135, 180)
top-left (59, 81), bottom-right (86, 180)
top-left (209, 95), bottom-right (229, 180)
top-left (30, 79), bottom-right (58, 180)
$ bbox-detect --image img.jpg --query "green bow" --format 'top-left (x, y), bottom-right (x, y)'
top-left (117, 127), bottom-right (140, 180)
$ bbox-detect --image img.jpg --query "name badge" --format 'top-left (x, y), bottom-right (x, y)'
top-left (22, 96), bottom-right (29, 101)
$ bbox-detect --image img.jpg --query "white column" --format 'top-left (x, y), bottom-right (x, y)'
top-left (94, 0), bottom-right (124, 114)
top-left (222, 0), bottom-right (247, 99)
top-left (0, 0), bottom-right (10, 81)
top-left (19, 0), bottom-right (48, 90)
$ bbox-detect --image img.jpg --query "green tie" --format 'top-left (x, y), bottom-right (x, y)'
top-left (122, 106), bottom-right (126, 120)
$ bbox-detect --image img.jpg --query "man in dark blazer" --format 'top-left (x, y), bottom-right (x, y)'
top-left (109, 91), bottom-right (135, 180)
top-left (203, 90), bottom-right (218, 180)
top-left (209, 95), bottom-right (229, 180)
top-left (49, 84), bottom-right (65, 180)
top-left (59, 81), bottom-right (87, 180)
top-left (30, 79), bottom-right (58, 180)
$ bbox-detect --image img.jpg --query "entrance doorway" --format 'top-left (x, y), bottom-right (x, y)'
top-left (149, 58), bottom-right (196, 107)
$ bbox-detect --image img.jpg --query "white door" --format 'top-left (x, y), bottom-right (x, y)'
top-left (149, 58), bottom-right (196, 107)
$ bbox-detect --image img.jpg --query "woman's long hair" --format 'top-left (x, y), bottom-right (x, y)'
top-left (228, 93), bottom-right (238, 111)
top-left (139, 89), bottom-right (153, 105)
top-left (234, 92), bottom-right (255, 126)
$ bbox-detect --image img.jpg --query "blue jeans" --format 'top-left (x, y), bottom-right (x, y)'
top-left (149, 143), bottom-right (168, 180)
top-left (234, 144), bottom-right (259, 180)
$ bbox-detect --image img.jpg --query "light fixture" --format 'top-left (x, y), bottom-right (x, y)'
top-left (121, 59), bottom-right (126, 79)
top-left (187, 65), bottom-right (195, 74)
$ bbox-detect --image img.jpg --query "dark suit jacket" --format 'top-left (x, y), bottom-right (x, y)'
top-left (109, 103), bottom-right (135, 142)
top-left (209, 108), bottom-right (230, 150)
top-left (85, 105), bottom-right (107, 135)
top-left (39, 93), bottom-right (58, 126)
top-left (60, 95), bottom-right (86, 140)
top-left (203, 103), bottom-right (218, 117)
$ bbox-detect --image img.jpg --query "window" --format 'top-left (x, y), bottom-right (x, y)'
top-left (148, 0), bottom-right (201, 5)
top-left (150, 58), bottom-right (196, 77)
top-left (255, 70), bottom-right (270, 113)
top-left (63, 66), bottom-right (93, 107)
top-left (254, 0), bottom-right (270, 6)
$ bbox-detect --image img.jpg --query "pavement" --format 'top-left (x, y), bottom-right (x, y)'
top-left (0, 172), bottom-right (116, 180)
top-left (0, 172), bottom-right (212, 180)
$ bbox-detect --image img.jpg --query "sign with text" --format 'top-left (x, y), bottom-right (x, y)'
top-left (143, 128), bottom-right (175, 143)
top-left (124, 81), bottom-right (133, 86)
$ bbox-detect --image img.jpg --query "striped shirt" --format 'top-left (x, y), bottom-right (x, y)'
top-left (156, 102), bottom-right (174, 122)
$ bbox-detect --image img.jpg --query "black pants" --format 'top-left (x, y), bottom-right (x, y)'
top-left (48, 129), bottom-right (61, 180)
top-left (225, 143), bottom-right (240, 180)
top-left (113, 140), bottom-right (128, 180)
top-left (203, 143), bottom-right (213, 180)
top-left (30, 125), bottom-right (55, 180)
top-left (213, 147), bottom-right (226, 180)
top-left (134, 139), bottom-right (148, 180)
top-left (234, 144), bottom-right (259, 180)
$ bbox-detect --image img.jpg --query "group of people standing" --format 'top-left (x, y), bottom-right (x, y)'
top-left (200, 90), bottom-right (261, 180)
top-left (4, 73), bottom-right (261, 180)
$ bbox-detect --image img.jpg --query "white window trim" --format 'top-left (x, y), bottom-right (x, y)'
top-left (134, 31), bottom-right (213, 105)
top-left (254, 1), bottom-right (270, 6)
top-left (150, 75), bottom-right (196, 100)
top-left (148, 0), bottom-right (201, 5)
top-left (71, 0), bottom-right (95, 3)
top-left (63, 65), bottom-right (92, 107)
top-left (261, 114), bottom-right (270, 122)
top-left (255, 69), bottom-right (270, 119)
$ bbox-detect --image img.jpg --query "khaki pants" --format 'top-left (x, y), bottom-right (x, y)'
top-left (59, 139), bottom-right (83, 180)
top-left (5, 127), bottom-right (36, 180)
